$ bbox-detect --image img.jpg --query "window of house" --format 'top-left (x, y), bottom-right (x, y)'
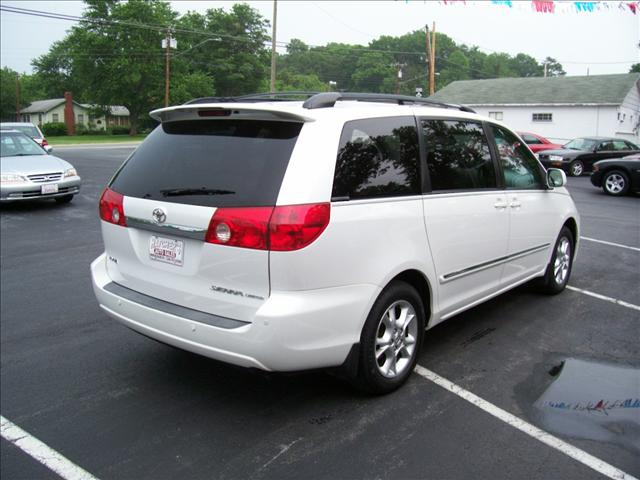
top-left (421, 119), bottom-right (497, 191)
top-left (52, 113), bottom-right (59, 122)
top-left (532, 113), bottom-right (552, 122)
top-left (78, 114), bottom-right (84, 123)
top-left (488, 112), bottom-right (503, 121)
top-left (491, 126), bottom-right (544, 190)
top-left (332, 117), bottom-right (420, 200)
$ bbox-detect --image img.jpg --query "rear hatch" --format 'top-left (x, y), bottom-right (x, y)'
top-left (101, 117), bottom-right (303, 322)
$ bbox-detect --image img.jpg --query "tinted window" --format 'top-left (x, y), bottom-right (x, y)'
top-left (625, 141), bottom-right (639, 150)
top-left (332, 117), bottom-right (420, 200)
top-left (612, 140), bottom-right (630, 151)
top-left (491, 126), bottom-right (544, 189)
top-left (422, 119), bottom-right (496, 191)
top-left (110, 120), bottom-right (302, 208)
top-left (521, 134), bottom-right (541, 144)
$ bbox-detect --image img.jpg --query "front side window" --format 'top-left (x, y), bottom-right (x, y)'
top-left (332, 117), bottom-right (420, 200)
top-left (491, 126), bottom-right (544, 189)
top-left (612, 140), bottom-right (631, 151)
top-left (422, 119), bottom-right (496, 191)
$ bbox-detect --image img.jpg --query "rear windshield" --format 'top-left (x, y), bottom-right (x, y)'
top-left (1, 125), bottom-right (40, 138)
top-left (109, 119), bottom-right (302, 208)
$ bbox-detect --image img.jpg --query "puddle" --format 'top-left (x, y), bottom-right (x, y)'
top-left (532, 358), bottom-right (640, 453)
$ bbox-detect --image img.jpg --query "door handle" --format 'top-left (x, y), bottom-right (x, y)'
top-left (510, 198), bottom-right (521, 209)
top-left (494, 200), bottom-right (508, 210)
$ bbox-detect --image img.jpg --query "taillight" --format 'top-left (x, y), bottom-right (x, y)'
top-left (205, 203), bottom-right (330, 251)
top-left (41, 138), bottom-right (49, 146)
top-left (99, 187), bottom-right (126, 226)
top-left (269, 203), bottom-right (330, 251)
top-left (206, 207), bottom-right (273, 250)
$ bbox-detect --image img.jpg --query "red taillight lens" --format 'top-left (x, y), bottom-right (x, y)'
top-left (269, 203), bottom-right (330, 251)
top-left (99, 187), bottom-right (127, 226)
top-left (205, 203), bottom-right (330, 251)
top-left (41, 138), bottom-right (49, 146)
top-left (206, 207), bottom-right (273, 250)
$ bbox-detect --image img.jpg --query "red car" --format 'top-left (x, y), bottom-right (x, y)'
top-left (517, 132), bottom-right (564, 153)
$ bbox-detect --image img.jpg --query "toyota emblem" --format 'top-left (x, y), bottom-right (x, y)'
top-left (152, 208), bottom-right (167, 224)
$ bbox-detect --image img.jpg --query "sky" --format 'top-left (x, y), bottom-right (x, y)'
top-left (1, 0), bottom-right (638, 77)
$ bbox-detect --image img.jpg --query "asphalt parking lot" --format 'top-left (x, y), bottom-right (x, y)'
top-left (1, 145), bottom-right (639, 480)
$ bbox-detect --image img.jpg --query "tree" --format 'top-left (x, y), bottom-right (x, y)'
top-left (510, 53), bottom-right (543, 77)
top-left (482, 53), bottom-right (515, 78)
top-left (175, 4), bottom-right (270, 96)
top-left (0, 67), bottom-right (45, 121)
top-left (630, 63), bottom-right (640, 73)
top-left (543, 57), bottom-right (566, 76)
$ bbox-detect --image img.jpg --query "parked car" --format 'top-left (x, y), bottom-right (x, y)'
top-left (0, 122), bottom-right (52, 153)
top-left (538, 137), bottom-right (640, 176)
top-left (91, 92), bottom-right (579, 393)
top-left (0, 130), bottom-right (81, 203)
top-left (517, 131), bottom-right (563, 153)
top-left (590, 153), bottom-right (640, 196)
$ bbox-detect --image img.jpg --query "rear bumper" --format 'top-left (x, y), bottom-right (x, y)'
top-left (91, 253), bottom-right (379, 371)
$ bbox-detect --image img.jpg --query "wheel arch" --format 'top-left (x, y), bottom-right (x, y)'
top-left (385, 269), bottom-right (433, 328)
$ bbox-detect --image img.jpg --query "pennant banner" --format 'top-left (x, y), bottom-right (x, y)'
top-left (438, 1), bottom-right (640, 14)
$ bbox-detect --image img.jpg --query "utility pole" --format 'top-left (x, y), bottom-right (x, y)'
top-left (392, 62), bottom-right (407, 94)
top-left (425, 25), bottom-right (432, 96)
top-left (544, 62), bottom-right (548, 78)
top-left (270, 0), bottom-right (277, 92)
top-left (15, 73), bottom-right (21, 122)
top-left (164, 27), bottom-right (171, 107)
top-left (429, 22), bottom-right (436, 95)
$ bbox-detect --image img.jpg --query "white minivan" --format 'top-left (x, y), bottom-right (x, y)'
top-left (91, 92), bottom-right (579, 393)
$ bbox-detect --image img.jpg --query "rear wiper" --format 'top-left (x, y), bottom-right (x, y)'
top-left (160, 188), bottom-right (235, 197)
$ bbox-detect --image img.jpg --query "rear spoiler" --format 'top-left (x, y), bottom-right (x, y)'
top-left (149, 104), bottom-right (315, 123)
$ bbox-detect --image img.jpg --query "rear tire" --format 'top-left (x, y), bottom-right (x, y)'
top-left (569, 160), bottom-right (584, 177)
top-left (55, 195), bottom-right (73, 204)
top-left (353, 281), bottom-right (425, 394)
top-left (538, 226), bottom-right (574, 295)
top-left (602, 170), bottom-right (629, 196)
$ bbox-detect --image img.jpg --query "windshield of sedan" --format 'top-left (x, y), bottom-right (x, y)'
top-left (0, 132), bottom-right (46, 157)
top-left (563, 138), bottom-right (597, 151)
top-left (0, 125), bottom-right (41, 138)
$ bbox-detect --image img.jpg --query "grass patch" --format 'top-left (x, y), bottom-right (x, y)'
top-left (48, 134), bottom-right (147, 145)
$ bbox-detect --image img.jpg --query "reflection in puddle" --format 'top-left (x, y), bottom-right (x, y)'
top-left (533, 358), bottom-right (640, 453)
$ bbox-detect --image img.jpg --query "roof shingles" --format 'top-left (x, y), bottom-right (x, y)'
top-left (429, 73), bottom-right (639, 106)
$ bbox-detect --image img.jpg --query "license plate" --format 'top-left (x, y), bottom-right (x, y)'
top-left (149, 236), bottom-right (184, 266)
top-left (42, 183), bottom-right (59, 194)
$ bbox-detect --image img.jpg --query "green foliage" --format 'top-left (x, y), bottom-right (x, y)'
top-left (629, 63), bottom-right (640, 73)
top-left (109, 126), bottom-right (130, 135)
top-left (0, 67), bottom-right (18, 121)
top-left (170, 72), bottom-right (215, 105)
top-left (42, 122), bottom-right (68, 136)
top-left (274, 71), bottom-right (329, 92)
top-left (543, 57), bottom-right (566, 76)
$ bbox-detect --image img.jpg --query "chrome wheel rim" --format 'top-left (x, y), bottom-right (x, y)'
top-left (553, 237), bottom-right (571, 285)
top-left (605, 174), bottom-right (625, 194)
top-left (375, 300), bottom-right (418, 378)
top-left (571, 162), bottom-right (583, 176)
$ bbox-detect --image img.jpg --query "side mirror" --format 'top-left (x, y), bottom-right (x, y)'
top-left (44, 145), bottom-right (53, 154)
top-left (547, 168), bottom-right (566, 188)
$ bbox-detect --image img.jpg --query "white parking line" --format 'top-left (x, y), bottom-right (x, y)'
top-left (414, 366), bottom-right (638, 480)
top-left (566, 285), bottom-right (640, 312)
top-left (580, 236), bottom-right (640, 253)
top-left (1, 415), bottom-right (99, 480)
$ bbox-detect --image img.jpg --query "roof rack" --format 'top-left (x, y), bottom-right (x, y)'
top-left (184, 91), bottom-right (475, 113)
top-left (302, 92), bottom-right (476, 113)
top-left (184, 92), bottom-right (320, 105)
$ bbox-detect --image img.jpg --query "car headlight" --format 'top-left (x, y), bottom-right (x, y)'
top-left (548, 155), bottom-right (564, 161)
top-left (0, 174), bottom-right (27, 184)
top-left (64, 168), bottom-right (78, 178)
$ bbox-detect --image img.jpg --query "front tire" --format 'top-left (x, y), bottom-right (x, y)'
top-left (602, 170), bottom-right (629, 196)
top-left (354, 281), bottom-right (425, 394)
top-left (569, 160), bottom-right (584, 177)
top-left (538, 226), bottom-right (574, 294)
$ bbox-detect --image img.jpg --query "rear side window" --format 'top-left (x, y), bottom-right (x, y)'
top-left (332, 117), bottom-right (420, 200)
top-left (422, 119), bottom-right (496, 191)
top-left (109, 120), bottom-right (302, 207)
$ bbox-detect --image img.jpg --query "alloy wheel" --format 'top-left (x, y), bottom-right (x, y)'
top-left (553, 237), bottom-right (571, 285)
top-left (605, 174), bottom-right (625, 194)
top-left (375, 300), bottom-right (418, 378)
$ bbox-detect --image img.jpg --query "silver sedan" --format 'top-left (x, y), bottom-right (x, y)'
top-left (1, 130), bottom-right (81, 203)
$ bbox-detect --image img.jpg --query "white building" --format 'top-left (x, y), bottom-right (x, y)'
top-left (430, 73), bottom-right (640, 143)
